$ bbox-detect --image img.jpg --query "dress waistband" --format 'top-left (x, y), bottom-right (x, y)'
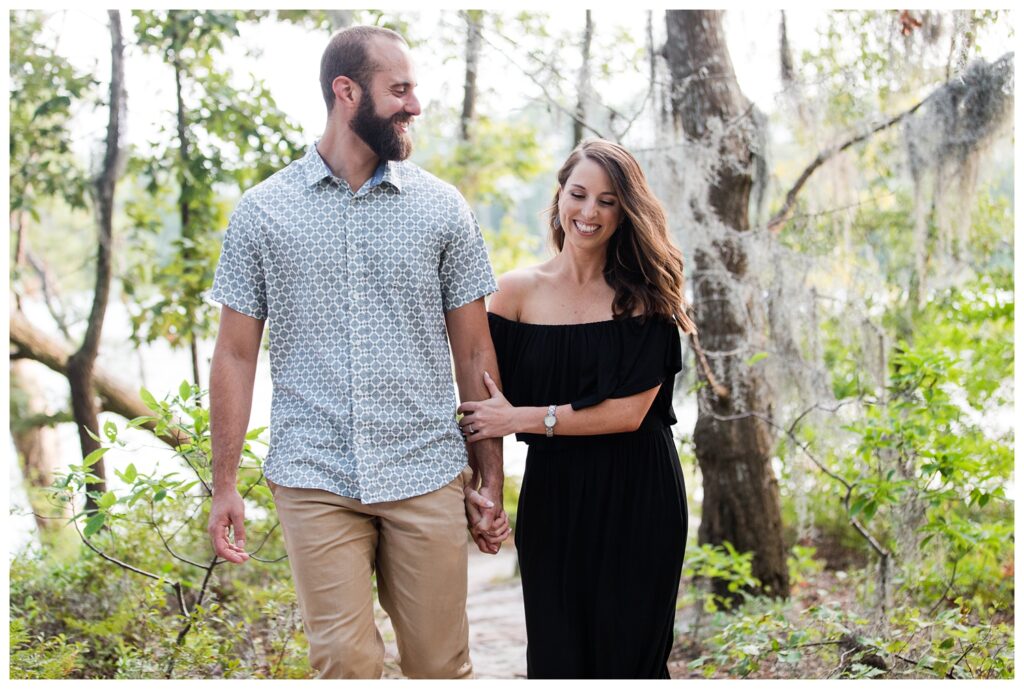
top-left (516, 421), bottom-right (672, 450)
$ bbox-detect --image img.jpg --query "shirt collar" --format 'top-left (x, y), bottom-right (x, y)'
top-left (302, 142), bottom-right (404, 193)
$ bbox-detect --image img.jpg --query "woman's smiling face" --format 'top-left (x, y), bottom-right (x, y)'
top-left (557, 156), bottom-right (624, 250)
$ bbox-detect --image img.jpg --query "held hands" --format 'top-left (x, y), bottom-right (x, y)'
top-left (207, 488), bottom-right (250, 564)
top-left (464, 483), bottom-right (511, 554)
top-left (458, 371), bottom-right (516, 442)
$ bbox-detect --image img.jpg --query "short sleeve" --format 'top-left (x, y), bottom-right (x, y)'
top-left (571, 318), bottom-right (682, 410)
top-left (439, 192), bottom-right (497, 312)
top-left (209, 193), bottom-right (268, 320)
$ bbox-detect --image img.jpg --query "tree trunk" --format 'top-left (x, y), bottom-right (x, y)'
top-left (10, 361), bottom-right (69, 532)
top-left (573, 11), bottom-right (593, 146)
top-left (169, 13), bottom-right (203, 389)
top-left (67, 10), bottom-right (124, 509)
top-left (664, 9), bottom-right (790, 598)
top-left (10, 311), bottom-right (187, 448)
top-left (459, 10), bottom-right (483, 143)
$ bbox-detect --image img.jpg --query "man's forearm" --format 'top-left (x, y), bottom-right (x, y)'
top-left (209, 350), bottom-right (258, 493)
top-left (454, 350), bottom-right (503, 493)
top-left (467, 437), bottom-right (503, 491)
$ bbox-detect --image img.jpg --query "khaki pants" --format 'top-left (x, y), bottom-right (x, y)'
top-left (268, 467), bottom-right (474, 679)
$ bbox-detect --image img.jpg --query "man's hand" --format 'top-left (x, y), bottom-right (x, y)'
top-left (465, 485), bottom-right (510, 554)
top-left (207, 488), bottom-right (249, 564)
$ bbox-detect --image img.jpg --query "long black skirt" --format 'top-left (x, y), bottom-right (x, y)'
top-left (514, 427), bottom-right (688, 679)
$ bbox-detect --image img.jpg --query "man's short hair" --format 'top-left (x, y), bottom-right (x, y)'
top-left (320, 26), bottom-right (407, 112)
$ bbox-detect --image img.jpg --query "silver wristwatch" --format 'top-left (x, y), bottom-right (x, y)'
top-left (544, 404), bottom-right (557, 437)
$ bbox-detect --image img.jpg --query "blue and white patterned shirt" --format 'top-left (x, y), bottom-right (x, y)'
top-left (210, 144), bottom-right (497, 503)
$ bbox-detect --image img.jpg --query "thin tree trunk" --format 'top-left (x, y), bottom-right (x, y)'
top-left (664, 9), bottom-right (790, 598)
top-left (573, 10), bottom-right (593, 146)
top-left (66, 10), bottom-right (124, 509)
top-left (171, 16), bottom-right (202, 389)
top-left (459, 10), bottom-right (483, 143)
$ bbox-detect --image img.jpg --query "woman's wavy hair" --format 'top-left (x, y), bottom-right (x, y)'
top-left (548, 139), bottom-right (696, 333)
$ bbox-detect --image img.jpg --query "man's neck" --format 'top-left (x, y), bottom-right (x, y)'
top-left (316, 120), bottom-right (381, 191)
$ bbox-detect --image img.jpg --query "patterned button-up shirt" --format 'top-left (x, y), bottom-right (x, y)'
top-left (210, 144), bottom-right (497, 503)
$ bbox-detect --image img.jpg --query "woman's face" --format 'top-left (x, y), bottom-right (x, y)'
top-left (558, 156), bottom-right (624, 252)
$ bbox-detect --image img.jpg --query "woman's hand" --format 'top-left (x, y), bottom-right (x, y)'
top-left (457, 371), bottom-right (517, 443)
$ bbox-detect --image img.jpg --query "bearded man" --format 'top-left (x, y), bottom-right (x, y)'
top-left (206, 26), bottom-right (508, 679)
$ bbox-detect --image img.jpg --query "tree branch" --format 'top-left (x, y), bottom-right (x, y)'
top-left (767, 95), bottom-right (933, 233)
top-left (9, 309), bottom-right (186, 448)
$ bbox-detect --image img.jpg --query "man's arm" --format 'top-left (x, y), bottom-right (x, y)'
top-left (207, 305), bottom-right (265, 564)
top-left (445, 298), bottom-right (505, 546)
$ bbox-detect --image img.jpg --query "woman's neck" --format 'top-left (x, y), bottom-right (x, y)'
top-left (554, 243), bottom-right (607, 286)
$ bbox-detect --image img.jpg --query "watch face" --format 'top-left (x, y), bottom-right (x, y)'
top-left (544, 415), bottom-right (556, 428)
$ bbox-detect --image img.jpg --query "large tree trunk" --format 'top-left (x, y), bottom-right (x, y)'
top-left (664, 10), bottom-right (790, 598)
top-left (66, 11), bottom-right (125, 509)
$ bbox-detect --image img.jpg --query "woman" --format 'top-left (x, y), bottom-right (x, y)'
top-left (459, 139), bottom-right (695, 679)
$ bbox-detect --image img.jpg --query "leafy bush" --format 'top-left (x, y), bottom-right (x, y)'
top-left (9, 385), bottom-right (312, 678)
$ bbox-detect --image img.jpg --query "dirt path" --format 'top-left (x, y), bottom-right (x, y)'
top-left (377, 546), bottom-right (526, 679)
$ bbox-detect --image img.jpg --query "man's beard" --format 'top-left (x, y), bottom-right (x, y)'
top-left (350, 90), bottom-right (413, 162)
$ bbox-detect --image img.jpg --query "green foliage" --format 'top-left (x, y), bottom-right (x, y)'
top-left (683, 570), bottom-right (1014, 679)
top-left (9, 618), bottom-right (84, 679)
top-left (483, 216), bottom-right (543, 276)
top-left (424, 115), bottom-right (549, 209)
top-left (9, 385), bottom-right (310, 678)
top-left (681, 542), bottom-right (760, 613)
top-left (123, 10), bottom-right (306, 370)
top-left (9, 11), bottom-right (95, 219)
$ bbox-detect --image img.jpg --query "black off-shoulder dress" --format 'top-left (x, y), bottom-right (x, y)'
top-left (488, 312), bottom-right (688, 679)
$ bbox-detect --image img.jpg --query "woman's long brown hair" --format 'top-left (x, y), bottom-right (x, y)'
top-left (548, 139), bottom-right (697, 333)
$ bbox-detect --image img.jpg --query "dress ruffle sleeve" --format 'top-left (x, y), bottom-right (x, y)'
top-left (570, 316), bottom-right (682, 410)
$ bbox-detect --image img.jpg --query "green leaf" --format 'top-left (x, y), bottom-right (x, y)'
top-left (83, 512), bottom-right (106, 537)
top-left (103, 419), bottom-right (118, 442)
top-left (179, 380), bottom-right (192, 401)
top-left (123, 463), bottom-right (138, 483)
top-left (83, 447), bottom-right (109, 467)
top-left (245, 426), bottom-right (267, 440)
top-left (745, 352), bottom-right (770, 367)
top-left (939, 637), bottom-right (955, 650)
top-left (97, 491), bottom-right (117, 509)
top-left (140, 387), bottom-right (158, 410)
top-left (154, 489), bottom-right (167, 502)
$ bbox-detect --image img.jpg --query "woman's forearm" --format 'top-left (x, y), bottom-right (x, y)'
top-left (512, 386), bottom-right (660, 436)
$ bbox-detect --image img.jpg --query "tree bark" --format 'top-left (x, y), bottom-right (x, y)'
top-left (66, 10), bottom-right (124, 509)
top-left (459, 10), bottom-right (483, 143)
top-left (664, 10), bottom-right (790, 598)
top-left (573, 11), bottom-right (593, 146)
top-left (11, 312), bottom-right (186, 449)
top-left (10, 361), bottom-right (69, 532)
top-left (170, 17), bottom-right (203, 389)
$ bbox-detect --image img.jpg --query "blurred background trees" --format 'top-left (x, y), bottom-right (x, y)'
top-left (8, 9), bottom-right (1014, 679)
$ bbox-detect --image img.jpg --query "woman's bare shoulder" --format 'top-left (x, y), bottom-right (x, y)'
top-left (489, 263), bottom-right (550, 320)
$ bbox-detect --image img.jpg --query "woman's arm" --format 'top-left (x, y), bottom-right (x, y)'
top-left (457, 372), bottom-right (661, 441)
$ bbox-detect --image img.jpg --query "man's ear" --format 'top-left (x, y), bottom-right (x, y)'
top-left (331, 75), bottom-right (359, 111)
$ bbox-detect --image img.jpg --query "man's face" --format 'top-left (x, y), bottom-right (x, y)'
top-left (349, 39), bottom-right (420, 161)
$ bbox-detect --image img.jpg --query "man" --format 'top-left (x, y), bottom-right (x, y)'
top-left (206, 26), bottom-right (508, 679)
